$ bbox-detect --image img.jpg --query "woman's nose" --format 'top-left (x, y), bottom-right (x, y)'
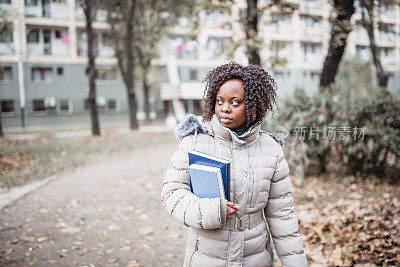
top-left (221, 103), bottom-right (230, 113)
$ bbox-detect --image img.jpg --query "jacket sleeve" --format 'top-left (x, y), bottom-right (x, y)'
top-left (265, 145), bottom-right (308, 267)
top-left (161, 135), bottom-right (227, 230)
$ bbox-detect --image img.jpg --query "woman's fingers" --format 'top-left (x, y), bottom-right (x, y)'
top-left (226, 202), bottom-right (239, 220)
top-left (227, 201), bottom-right (239, 210)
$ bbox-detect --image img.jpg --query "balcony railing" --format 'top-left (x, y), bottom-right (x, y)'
top-left (25, 1), bottom-right (68, 19)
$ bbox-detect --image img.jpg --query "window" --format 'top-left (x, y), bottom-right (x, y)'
top-left (97, 68), bottom-right (116, 81)
top-left (1, 100), bottom-right (14, 113)
top-left (274, 70), bottom-right (290, 79)
top-left (107, 99), bottom-right (117, 111)
top-left (31, 67), bottom-right (53, 82)
top-left (102, 33), bottom-right (113, 46)
top-left (84, 99), bottom-right (90, 110)
top-left (274, 71), bottom-right (283, 79)
top-left (0, 67), bottom-right (12, 81)
top-left (56, 67), bottom-right (64, 76)
top-left (25, 0), bottom-right (38, 6)
top-left (27, 30), bottom-right (39, 43)
top-left (55, 30), bottom-right (61, 39)
top-left (32, 99), bottom-right (45, 112)
top-left (0, 31), bottom-right (12, 43)
top-left (189, 69), bottom-right (197, 81)
top-left (310, 71), bottom-right (321, 81)
top-left (1, 0), bottom-right (12, 4)
top-left (59, 99), bottom-right (72, 113)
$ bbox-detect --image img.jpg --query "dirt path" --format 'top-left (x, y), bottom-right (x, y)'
top-left (0, 142), bottom-right (187, 266)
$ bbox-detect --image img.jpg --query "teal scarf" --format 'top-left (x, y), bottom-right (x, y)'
top-left (232, 128), bottom-right (247, 136)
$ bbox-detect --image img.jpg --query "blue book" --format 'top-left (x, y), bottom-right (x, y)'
top-left (189, 164), bottom-right (226, 199)
top-left (188, 150), bottom-right (231, 201)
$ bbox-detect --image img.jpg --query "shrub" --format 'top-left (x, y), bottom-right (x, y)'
top-left (270, 87), bottom-right (400, 179)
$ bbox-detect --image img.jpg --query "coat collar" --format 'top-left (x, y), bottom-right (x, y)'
top-left (205, 114), bottom-right (261, 147)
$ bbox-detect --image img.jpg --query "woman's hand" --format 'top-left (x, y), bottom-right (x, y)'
top-left (226, 202), bottom-right (239, 220)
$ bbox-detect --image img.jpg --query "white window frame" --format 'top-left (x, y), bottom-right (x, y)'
top-left (57, 98), bottom-right (73, 114)
top-left (0, 66), bottom-right (13, 83)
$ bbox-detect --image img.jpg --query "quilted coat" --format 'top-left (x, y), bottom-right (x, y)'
top-left (161, 114), bottom-right (307, 267)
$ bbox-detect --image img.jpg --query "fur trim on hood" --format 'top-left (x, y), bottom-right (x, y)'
top-left (174, 114), bottom-right (206, 141)
top-left (174, 114), bottom-right (285, 148)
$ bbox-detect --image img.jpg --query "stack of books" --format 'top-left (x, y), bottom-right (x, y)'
top-left (188, 150), bottom-right (231, 201)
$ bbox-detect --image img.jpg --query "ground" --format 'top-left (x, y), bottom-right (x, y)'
top-left (0, 142), bottom-right (186, 266)
top-left (0, 139), bottom-right (399, 266)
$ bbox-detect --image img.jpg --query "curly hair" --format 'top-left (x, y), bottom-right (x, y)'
top-left (203, 62), bottom-right (277, 128)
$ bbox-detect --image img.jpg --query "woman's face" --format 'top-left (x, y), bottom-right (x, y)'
top-left (214, 79), bottom-right (247, 130)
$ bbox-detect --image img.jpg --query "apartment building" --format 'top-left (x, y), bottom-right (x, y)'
top-left (0, 0), bottom-right (130, 128)
top-left (1, 0), bottom-right (399, 127)
top-left (156, 0), bottom-right (400, 120)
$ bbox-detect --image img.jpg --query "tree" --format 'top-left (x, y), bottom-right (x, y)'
top-left (359, 0), bottom-right (389, 90)
top-left (0, 7), bottom-right (13, 138)
top-left (134, 0), bottom-right (195, 122)
top-left (106, 0), bottom-right (194, 128)
top-left (320, 0), bottom-right (355, 88)
top-left (246, 0), bottom-right (261, 65)
top-left (80, 0), bottom-right (101, 136)
top-left (198, 0), bottom-right (296, 67)
top-left (105, 0), bottom-right (138, 129)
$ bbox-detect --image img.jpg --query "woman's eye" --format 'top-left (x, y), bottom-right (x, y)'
top-left (217, 100), bottom-right (223, 105)
top-left (232, 101), bottom-right (239, 106)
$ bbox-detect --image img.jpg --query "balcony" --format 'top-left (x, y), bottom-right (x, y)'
top-left (301, 42), bottom-right (323, 63)
top-left (75, 6), bottom-right (107, 22)
top-left (271, 41), bottom-right (292, 63)
top-left (167, 36), bottom-right (198, 59)
top-left (0, 31), bottom-right (13, 55)
top-left (378, 5), bottom-right (396, 21)
top-left (299, 0), bottom-right (322, 13)
top-left (77, 31), bottom-right (115, 58)
top-left (203, 37), bottom-right (229, 60)
top-left (0, 2), bottom-right (12, 16)
top-left (27, 28), bottom-right (69, 56)
top-left (270, 14), bottom-right (292, 36)
top-left (300, 16), bottom-right (322, 38)
top-left (380, 48), bottom-right (396, 66)
top-left (378, 24), bottom-right (395, 44)
top-left (202, 11), bottom-right (231, 30)
top-left (25, 0), bottom-right (68, 19)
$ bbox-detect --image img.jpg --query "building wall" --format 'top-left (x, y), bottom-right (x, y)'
top-left (1, 63), bottom-right (128, 127)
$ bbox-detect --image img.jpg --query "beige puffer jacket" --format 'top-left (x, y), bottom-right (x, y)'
top-left (161, 115), bottom-right (307, 267)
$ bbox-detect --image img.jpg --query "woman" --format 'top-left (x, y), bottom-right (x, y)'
top-left (161, 62), bottom-right (307, 266)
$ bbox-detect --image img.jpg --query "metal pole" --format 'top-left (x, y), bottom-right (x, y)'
top-left (16, 0), bottom-right (26, 128)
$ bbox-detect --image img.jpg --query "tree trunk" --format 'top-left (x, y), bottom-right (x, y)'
top-left (142, 64), bottom-right (151, 122)
top-left (0, 112), bottom-right (3, 138)
top-left (117, 0), bottom-right (138, 130)
top-left (320, 0), bottom-right (355, 88)
top-left (85, 0), bottom-right (100, 136)
top-left (360, 0), bottom-right (388, 89)
top-left (246, 0), bottom-right (260, 65)
top-left (127, 88), bottom-right (138, 129)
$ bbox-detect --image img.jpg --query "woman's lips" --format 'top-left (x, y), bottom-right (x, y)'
top-left (220, 117), bottom-right (232, 124)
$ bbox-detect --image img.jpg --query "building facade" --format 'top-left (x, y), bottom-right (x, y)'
top-left (156, 0), bottom-right (400, 120)
top-left (0, 0), bottom-right (132, 128)
top-left (1, 0), bottom-right (399, 127)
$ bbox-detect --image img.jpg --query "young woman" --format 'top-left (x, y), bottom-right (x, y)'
top-left (161, 62), bottom-right (307, 266)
